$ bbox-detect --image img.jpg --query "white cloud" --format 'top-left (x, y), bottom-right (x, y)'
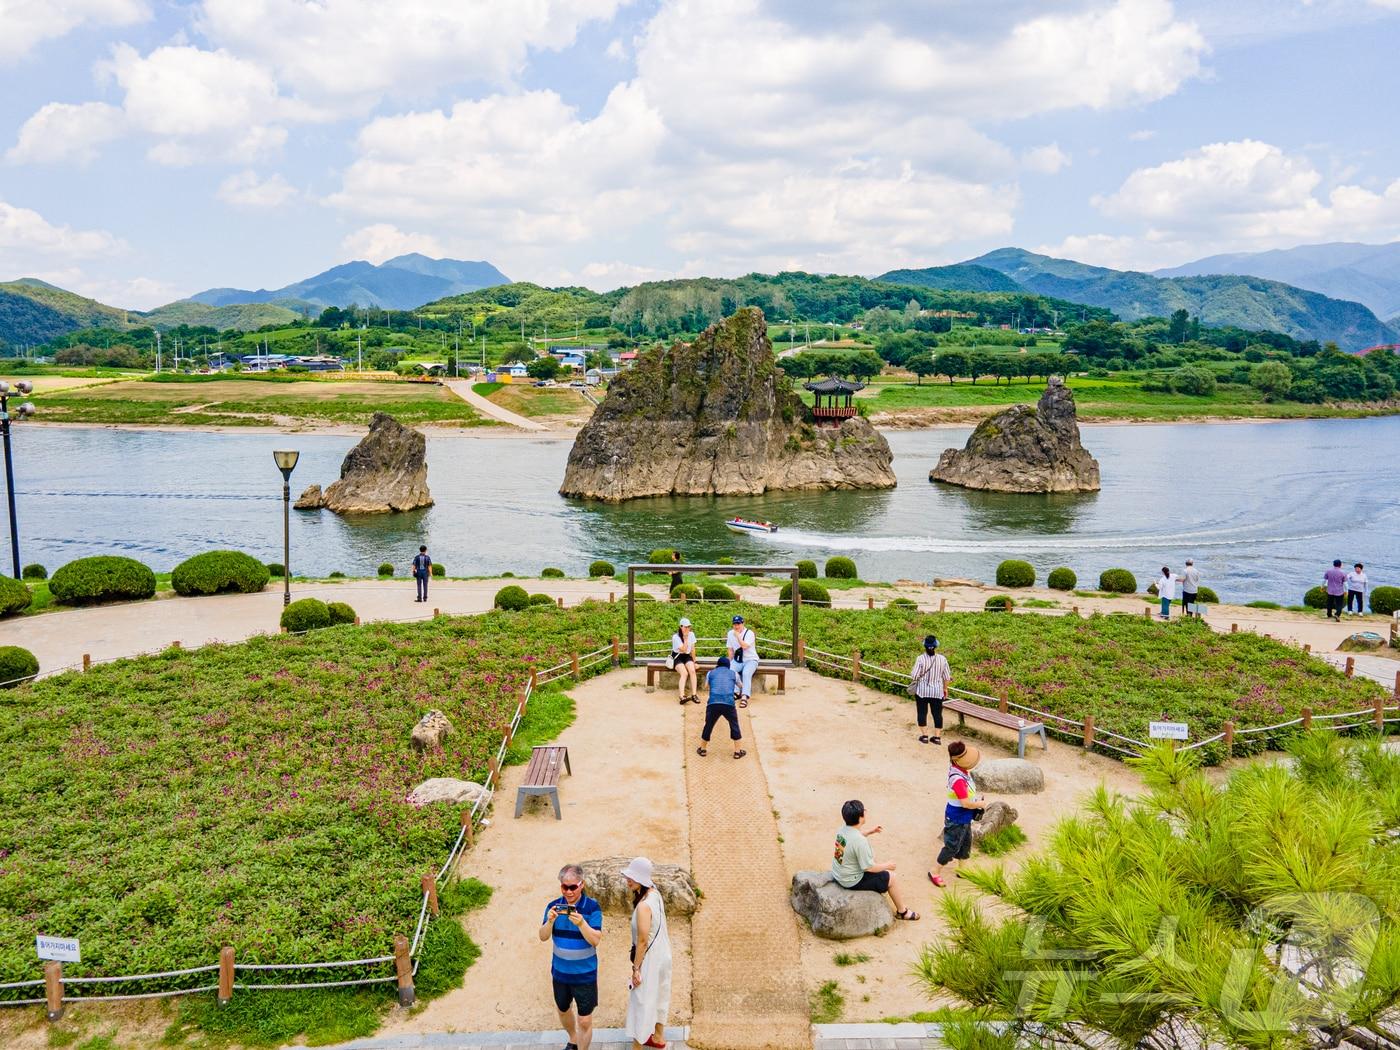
top-left (0, 199), bottom-right (126, 289)
top-left (1022, 144), bottom-right (1070, 174)
top-left (1129, 129), bottom-right (1157, 141)
top-left (341, 224), bottom-right (446, 264)
top-left (216, 171), bottom-right (298, 209)
top-left (0, 0), bottom-right (149, 65)
top-left (605, 37), bottom-right (628, 61)
top-left (6, 102), bottom-right (125, 164)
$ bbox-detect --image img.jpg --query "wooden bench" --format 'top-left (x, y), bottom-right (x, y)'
top-left (639, 658), bottom-right (787, 695)
top-left (515, 745), bottom-right (571, 819)
top-left (944, 698), bottom-right (1047, 758)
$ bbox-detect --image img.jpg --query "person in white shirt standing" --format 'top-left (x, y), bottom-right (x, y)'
top-left (1346, 563), bottom-right (1368, 615)
top-left (909, 635), bottom-right (952, 745)
top-left (725, 614), bottom-right (759, 707)
top-left (1180, 558), bottom-right (1202, 619)
top-left (1157, 566), bottom-right (1178, 621)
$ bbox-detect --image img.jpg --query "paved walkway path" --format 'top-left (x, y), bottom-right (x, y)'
top-left (444, 380), bottom-right (550, 431)
top-left (683, 699), bottom-right (810, 1050)
top-left (1318, 650), bottom-right (1400, 690)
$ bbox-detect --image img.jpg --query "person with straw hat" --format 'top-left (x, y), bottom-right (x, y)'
top-left (929, 740), bottom-right (988, 887)
top-left (622, 857), bottom-right (673, 1050)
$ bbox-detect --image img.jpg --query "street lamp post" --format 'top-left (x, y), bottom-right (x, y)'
top-left (272, 450), bottom-right (300, 606)
top-left (0, 381), bottom-right (36, 579)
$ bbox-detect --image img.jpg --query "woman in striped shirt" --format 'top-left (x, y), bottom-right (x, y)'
top-left (909, 635), bottom-right (952, 745)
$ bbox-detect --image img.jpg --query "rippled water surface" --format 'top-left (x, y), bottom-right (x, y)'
top-left (13, 418), bottom-right (1399, 603)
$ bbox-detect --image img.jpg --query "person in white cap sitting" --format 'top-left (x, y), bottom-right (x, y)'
top-left (726, 614), bottom-right (759, 706)
top-left (622, 857), bottom-right (673, 1050)
top-left (671, 617), bottom-right (698, 705)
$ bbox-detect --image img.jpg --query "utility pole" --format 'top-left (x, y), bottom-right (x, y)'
top-left (357, 331), bottom-right (363, 371)
top-left (155, 331), bottom-right (161, 373)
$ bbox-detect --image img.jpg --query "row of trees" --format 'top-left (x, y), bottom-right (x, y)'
top-left (780, 346), bottom-right (1072, 385)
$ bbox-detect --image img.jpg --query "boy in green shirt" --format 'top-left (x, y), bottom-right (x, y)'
top-left (831, 800), bottom-right (919, 920)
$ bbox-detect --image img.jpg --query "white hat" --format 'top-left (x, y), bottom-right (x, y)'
top-left (678, 617), bottom-right (692, 627)
top-left (620, 857), bottom-right (654, 888)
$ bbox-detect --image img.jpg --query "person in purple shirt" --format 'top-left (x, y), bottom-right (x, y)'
top-left (1323, 559), bottom-right (1349, 621)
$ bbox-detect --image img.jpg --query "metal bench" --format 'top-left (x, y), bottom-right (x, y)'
top-left (944, 697), bottom-right (1047, 758)
top-left (515, 745), bottom-right (571, 819)
top-left (639, 658), bottom-right (787, 695)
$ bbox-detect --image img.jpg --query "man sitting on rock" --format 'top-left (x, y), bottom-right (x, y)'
top-left (831, 800), bottom-right (919, 921)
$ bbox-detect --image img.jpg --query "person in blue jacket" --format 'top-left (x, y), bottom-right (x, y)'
top-left (696, 656), bottom-right (745, 760)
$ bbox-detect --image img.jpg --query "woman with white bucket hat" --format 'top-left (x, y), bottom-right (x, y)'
top-left (622, 857), bottom-right (673, 1049)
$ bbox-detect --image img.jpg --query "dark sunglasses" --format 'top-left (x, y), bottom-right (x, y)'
top-left (560, 883), bottom-right (581, 892)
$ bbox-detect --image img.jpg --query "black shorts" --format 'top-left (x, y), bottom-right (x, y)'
top-left (552, 977), bottom-right (598, 1016)
top-left (938, 822), bottom-right (974, 864)
top-left (673, 653), bottom-right (694, 666)
top-left (846, 870), bottom-right (891, 894)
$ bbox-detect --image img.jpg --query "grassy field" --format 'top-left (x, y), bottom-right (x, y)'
top-left (482, 382), bottom-right (593, 418)
top-left (33, 378), bottom-right (489, 428)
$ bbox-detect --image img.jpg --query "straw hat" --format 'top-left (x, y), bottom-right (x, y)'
top-left (948, 740), bottom-right (981, 770)
top-left (620, 857), bottom-right (655, 888)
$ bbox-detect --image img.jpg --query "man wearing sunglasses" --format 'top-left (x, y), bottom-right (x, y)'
top-left (539, 864), bottom-right (604, 1050)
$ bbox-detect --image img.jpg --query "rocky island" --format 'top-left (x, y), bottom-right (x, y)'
top-left (929, 377), bottom-right (1100, 492)
top-left (560, 308), bottom-right (896, 501)
top-left (296, 412), bottom-right (434, 513)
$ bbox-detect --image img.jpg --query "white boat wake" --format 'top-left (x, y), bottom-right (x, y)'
top-left (743, 526), bottom-right (1329, 554)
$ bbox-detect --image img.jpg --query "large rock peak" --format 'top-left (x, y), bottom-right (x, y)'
top-left (296, 412), bottom-right (434, 514)
top-left (560, 308), bottom-right (896, 501)
top-left (929, 377), bottom-right (1101, 493)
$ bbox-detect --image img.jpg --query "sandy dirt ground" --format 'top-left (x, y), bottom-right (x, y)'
top-left (383, 670), bottom-right (694, 1036)
top-left (755, 670), bottom-right (1145, 1023)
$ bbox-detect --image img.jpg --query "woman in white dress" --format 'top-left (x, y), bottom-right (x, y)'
top-left (622, 857), bottom-right (673, 1050)
top-left (672, 618), bottom-right (698, 705)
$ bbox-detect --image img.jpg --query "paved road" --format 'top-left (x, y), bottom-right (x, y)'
top-left (443, 380), bottom-right (550, 432)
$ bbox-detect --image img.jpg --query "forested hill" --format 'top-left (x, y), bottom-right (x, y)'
top-left (874, 264), bottom-right (1023, 294)
top-left (0, 279), bottom-right (131, 349)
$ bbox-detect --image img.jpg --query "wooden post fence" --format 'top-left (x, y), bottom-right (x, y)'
top-left (572, 653), bottom-right (581, 680)
top-left (422, 873), bottom-right (439, 916)
top-left (1223, 720), bottom-right (1235, 755)
top-left (393, 935), bottom-right (414, 1006)
top-left (611, 636), bottom-right (620, 667)
top-left (998, 691), bottom-right (1009, 714)
top-left (1375, 698), bottom-right (1385, 731)
top-left (1072, 605), bottom-right (1079, 617)
top-left (610, 592), bottom-right (615, 604)
top-left (851, 650), bottom-right (861, 682)
top-left (1082, 714), bottom-right (1095, 750)
top-left (867, 595), bottom-right (874, 610)
top-left (488, 755), bottom-right (499, 784)
top-left (795, 638), bottom-right (806, 667)
top-left (1394, 670), bottom-right (1400, 700)
top-left (354, 616), bottom-right (361, 626)
top-left (82, 653), bottom-right (90, 671)
top-left (433, 607), bottom-right (440, 618)
top-left (171, 640), bottom-right (181, 649)
top-left (1143, 607), bottom-right (1151, 619)
top-left (939, 598), bottom-right (947, 613)
top-left (1303, 643), bottom-right (1310, 653)
top-left (1301, 707), bottom-right (1313, 730)
top-left (44, 961), bottom-right (63, 1021)
top-left (1231, 623), bottom-right (1238, 633)
top-left (462, 807), bottom-right (474, 847)
top-left (1345, 657), bottom-right (1355, 678)
top-left (218, 946), bottom-right (234, 1005)
top-left (557, 597), bottom-right (565, 609)
top-left (529, 670), bottom-right (537, 692)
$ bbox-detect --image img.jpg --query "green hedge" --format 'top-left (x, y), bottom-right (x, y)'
top-left (0, 645), bottom-right (38, 686)
top-left (378, 563), bottom-right (394, 577)
top-left (985, 594), bottom-right (1015, 611)
top-left (541, 567), bottom-right (565, 579)
top-left (1372, 586), bottom-right (1400, 616)
top-left (671, 583), bottom-right (703, 601)
top-left (888, 597), bottom-right (919, 610)
top-left (1098, 568), bottom-right (1137, 594)
top-left (703, 583), bottom-right (738, 601)
top-left (0, 577), bottom-right (32, 618)
top-left (1303, 586), bottom-right (1327, 609)
top-left (825, 556), bottom-right (858, 579)
top-left (266, 562), bottom-right (285, 577)
top-left (589, 560), bottom-right (615, 577)
top-left (996, 560), bottom-right (1035, 587)
top-left (20, 563), bottom-right (46, 580)
top-left (649, 548), bottom-right (677, 564)
top-left (50, 556), bottom-right (157, 605)
top-left (796, 559), bottom-right (818, 579)
top-left (528, 593), bottom-right (557, 607)
top-left (716, 556), bottom-right (735, 566)
top-left (1198, 586), bottom-right (1219, 604)
top-left (171, 550), bottom-right (270, 597)
top-left (431, 563), bottom-right (445, 578)
top-left (494, 585), bottom-right (530, 611)
top-left (280, 598), bottom-right (331, 632)
top-left (1047, 567), bottom-right (1076, 591)
top-left (780, 579), bottom-right (831, 607)
top-left (327, 601), bottom-right (357, 625)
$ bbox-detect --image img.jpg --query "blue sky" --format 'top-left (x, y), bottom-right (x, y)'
top-left (1, 0), bottom-right (1398, 308)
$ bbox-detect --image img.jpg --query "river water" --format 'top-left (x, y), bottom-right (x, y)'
top-left (12, 419), bottom-right (1399, 604)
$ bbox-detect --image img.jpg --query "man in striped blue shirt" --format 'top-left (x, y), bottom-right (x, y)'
top-left (538, 863), bottom-right (604, 1050)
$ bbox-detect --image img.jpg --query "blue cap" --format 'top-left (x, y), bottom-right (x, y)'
top-left (717, 656), bottom-right (731, 668)
top-left (732, 614), bottom-right (744, 623)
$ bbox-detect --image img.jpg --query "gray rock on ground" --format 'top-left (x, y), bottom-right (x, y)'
top-left (973, 758), bottom-right (1045, 794)
top-left (576, 857), bottom-right (699, 916)
top-left (1338, 632), bottom-right (1386, 652)
top-left (971, 800), bottom-right (1019, 846)
top-left (789, 870), bottom-right (892, 939)
top-left (293, 483), bottom-right (325, 509)
top-left (301, 412), bottom-right (434, 514)
top-left (407, 778), bottom-right (488, 806)
top-left (411, 710), bottom-right (452, 753)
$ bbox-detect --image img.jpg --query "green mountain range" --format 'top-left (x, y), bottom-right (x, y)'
top-left (141, 300), bottom-right (306, 331)
top-left (0, 279), bottom-right (132, 349)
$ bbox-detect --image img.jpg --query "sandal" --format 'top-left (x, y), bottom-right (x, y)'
top-left (918, 735), bottom-right (929, 744)
top-left (931, 736), bottom-right (941, 745)
top-left (928, 872), bottom-right (946, 888)
top-left (696, 746), bottom-right (707, 757)
top-left (733, 749), bottom-right (747, 759)
top-left (738, 697), bottom-right (749, 708)
top-left (644, 1038), bottom-right (668, 1049)
top-left (895, 908), bottom-right (921, 921)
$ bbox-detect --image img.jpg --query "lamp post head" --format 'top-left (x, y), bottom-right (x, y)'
top-left (273, 449), bottom-right (300, 480)
top-left (15, 381), bottom-right (32, 395)
top-left (0, 381), bottom-right (8, 394)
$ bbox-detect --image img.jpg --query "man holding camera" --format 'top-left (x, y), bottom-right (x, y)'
top-left (539, 863), bottom-right (604, 1050)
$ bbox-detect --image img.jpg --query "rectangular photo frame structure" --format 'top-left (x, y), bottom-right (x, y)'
top-left (625, 563), bottom-right (801, 665)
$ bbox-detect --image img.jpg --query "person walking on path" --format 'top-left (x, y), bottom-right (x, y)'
top-left (668, 550), bottom-right (683, 595)
top-left (1156, 566), bottom-right (1179, 621)
top-left (696, 656), bottom-right (745, 759)
top-left (671, 617), bottom-right (698, 705)
top-left (539, 863), bottom-right (604, 1050)
top-left (725, 614), bottom-right (759, 706)
top-left (831, 799), bottom-right (919, 920)
top-left (909, 634), bottom-right (951, 745)
top-left (1180, 558), bottom-right (1202, 619)
top-left (929, 741), bottom-right (988, 888)
top-left (1324, 559), bottom-right (1349, 620)
top-left (1347, 563), bottom-right (1368, 615)
top-left (411, 545), bottom-right (432, 603)
top-left (623, 858), bottom-right (673, 1050)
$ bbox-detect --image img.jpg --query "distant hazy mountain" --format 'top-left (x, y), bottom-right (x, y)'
top-left (937, 247), bottom-right (1397, 350)
top-left (1155, 241), bottom-right (1400, 322)
top-left (141, 300), bottom-right (305, 331)
top-left (185, 253), bottom-right (510, 311)
top-left (875, 263), bottom-right (1023, 294)
top-left (0, 278), bottom-right (130, 348)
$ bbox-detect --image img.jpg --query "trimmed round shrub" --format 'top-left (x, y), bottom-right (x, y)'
top-left (995, 559), bottom-right (1035, 588)
top-left (494, 585), bottom-right (530, 611)
top-left (589, 560), bottom-right (615, 577)
top-left (1303, 586), bottom-right (1327, 609)
top-left (327, 601), bottom-right (357, 625)
top-left (825, 556), bottom-right (858, 579)
top-left (671, 583), bottom-right (703, 601)
top-left (501, 571), bottom-right (515, 578)
top-left (1245, 600), bottom-right (1282, 610)
top-left (328, 571), bottom-right (346, 579)
top-left (1372, 586), bottom-right (1400, 616)
top-left (716, 556), bottom-right (735, 566)
top-left (796, 559), bottom-right (818, 579)
top-left (541, 567), bottom-right (566, 579)
top-left (266, 562), bottom-right (285, 577)
top-left (0, 577), bottom-right (32, 617)
top-left (431, 563), bottom-right (445, 577)
top-left (984, 594), bottom-right (1015, 611)
top-left (21, 563), bottom-right (46, 580)
top-left (50, 556), bottom-right (157, 606)
top-left (0, 645), bottom-right (39, 686)
top-left (779, 579), bottom-right (831, 607)
top-left (703, 583), bottom-right (738, 601)
top-left (378, 562), bottom-right (394, 577)
top-left (171, 550), bottom-right (271, 597)
top-left (1098, 568), bottom-right (1137, 594)
top-left (888, 597), bottom-right (919, 610)
top-left (634, 592), bottom-right (656, 602)
top-left (528, 593), bottom-right (556, 607)
top-left (1046, 567), bottom-right (1076, 591)
top-left (280, 598), bottom-right (331, 632)
top-left (649, 548), bottom-right (677, 565)
top-left (1198, 586), bottom-right (1219, 604)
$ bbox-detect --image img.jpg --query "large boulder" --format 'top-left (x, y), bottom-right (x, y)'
top-left (560, 308), bottom-right (896, 501)
top-left (411, 710), bottom-right (452, 753)
top-left (1338, 632), bottom-right (1386, 652)
top-left (973, 759), bottom-right (1045, 794)
top-left (789, 870), bottom-right (892, 939)
top-left (304, 413), bottom-right (433, 514)
top-left (930, 377), bottom-right (1100, 492)
top-left (407, 778), bottom-right (488, 807)
top-left (294, 483), bottom-right (325, 509)
top-left (576, 857), bottom-right (699, 916)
